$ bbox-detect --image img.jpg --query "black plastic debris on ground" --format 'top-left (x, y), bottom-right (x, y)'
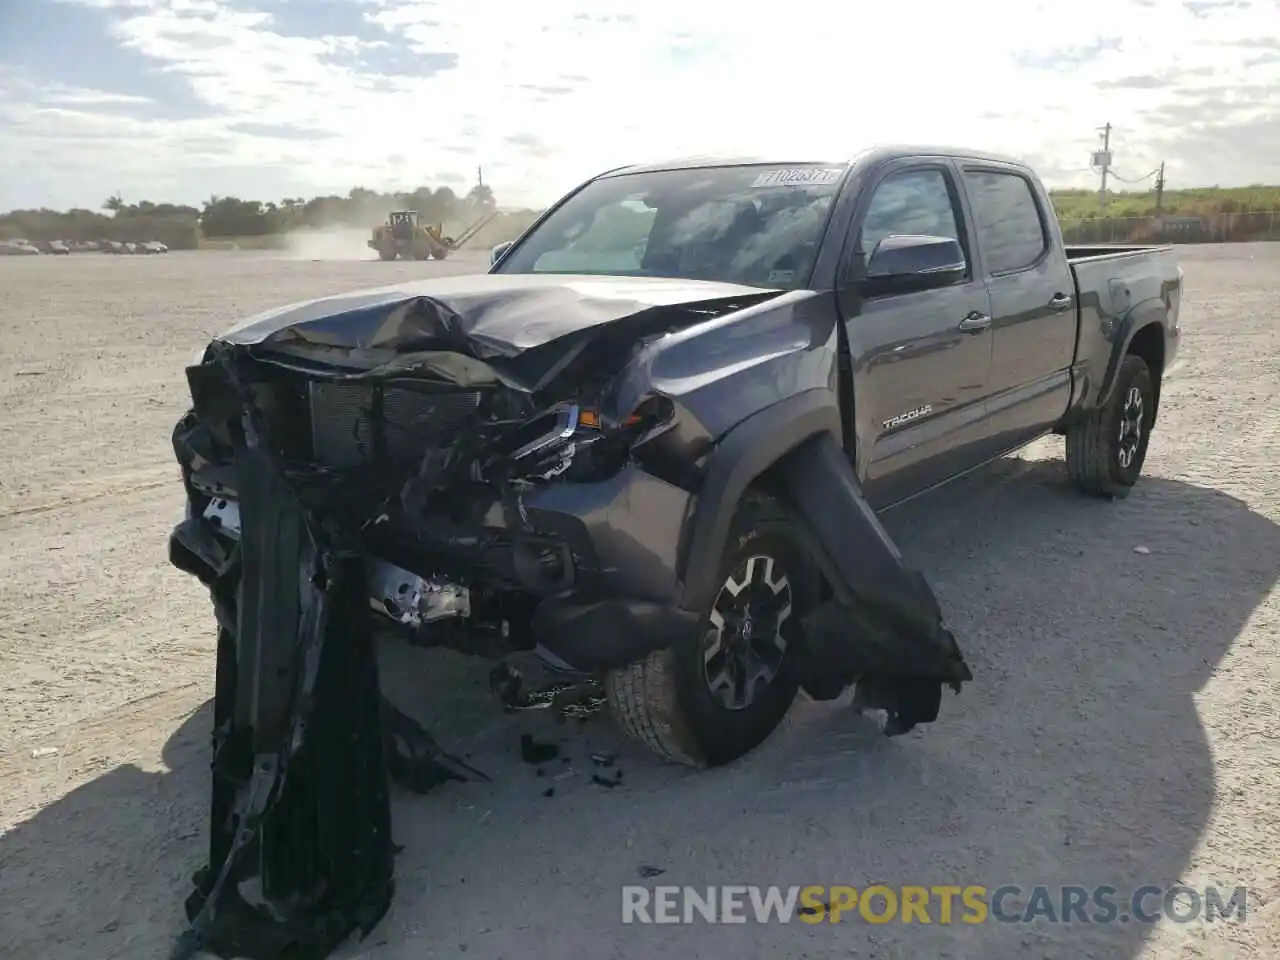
top-left (384, 700), bottom-right (490, 792)
top-left (638, 865), bottom-right (666, 879)
top-left (591, 771), bottom-right (622, 789)
top-left (519, 733), bottom-right (560, 765)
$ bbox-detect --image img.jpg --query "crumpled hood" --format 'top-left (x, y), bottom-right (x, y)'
top-left (216, 272), bottom-right (781, 360)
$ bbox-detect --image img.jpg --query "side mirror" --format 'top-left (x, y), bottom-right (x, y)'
top-left (861, 235), bottom-right (965, 296)
top-left (490, 240), bottom-right (514, 266)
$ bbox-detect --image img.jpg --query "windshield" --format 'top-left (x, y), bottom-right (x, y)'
top-left (495, 164), bottom-right (846, 289)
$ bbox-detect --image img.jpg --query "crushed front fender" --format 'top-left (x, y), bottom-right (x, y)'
top-left (777, 433), bottom-right (973, 734)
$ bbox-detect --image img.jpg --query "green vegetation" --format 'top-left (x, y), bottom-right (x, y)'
top-left (2, 182), bottom-right (1278, 251)
top-left (1050, 185), bottom-right (1280, 220)
top-left (0, 182), bottom-right (519, 251)
top-left (0, 200), bottom-right (203, 249)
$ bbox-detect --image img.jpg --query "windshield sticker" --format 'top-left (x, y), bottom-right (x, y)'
top-left (751, 167), bottom-right (843, 188)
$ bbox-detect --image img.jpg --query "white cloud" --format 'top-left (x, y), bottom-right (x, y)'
top-left (3, 0), bottom-right (1279, 210)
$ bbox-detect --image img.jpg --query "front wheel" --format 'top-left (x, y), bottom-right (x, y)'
top-left (605, 494), bottom-right (820, 767)
top-left (1065, 353), bottom-right (1156, 499)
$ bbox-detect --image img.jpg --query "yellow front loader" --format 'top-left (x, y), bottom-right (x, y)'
top-left (368, 210), bottom-right (498, 261)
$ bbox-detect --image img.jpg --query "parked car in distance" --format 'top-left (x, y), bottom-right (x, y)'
top-left (33, 240), bottom-right (71, 255)
top-left (0, 239), bottom-right (41, 256)
top-left (138, 240), bottom-right (169, 254)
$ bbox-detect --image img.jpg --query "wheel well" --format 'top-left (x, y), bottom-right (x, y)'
top-left (1126, 322), bottom-right (1166, 416)
top-left (1127, 323), bottom-right (1165, 378)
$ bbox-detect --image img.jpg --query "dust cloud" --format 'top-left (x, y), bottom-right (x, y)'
top-left (281, 226), bottom-right (376, 261)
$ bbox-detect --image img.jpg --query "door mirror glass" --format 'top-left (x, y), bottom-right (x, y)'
top-left (862, 234), bottom-right (965, 296)
top-left (490, 240), bottom-right (514, 266)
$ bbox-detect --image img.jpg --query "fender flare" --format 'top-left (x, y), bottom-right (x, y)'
top-left (1062, 314), bottom-right (1167, 430)
top-left (1095, 312), bottom-right (1167, 409)
top-left (677, 388), bottom-right (843, 615)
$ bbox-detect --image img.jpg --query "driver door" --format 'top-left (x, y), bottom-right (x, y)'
top-left (836, 162), bottom-right (995, 509)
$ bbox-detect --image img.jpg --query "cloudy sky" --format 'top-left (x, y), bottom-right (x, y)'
top-left (0, 0), bottom-right (1277, 212)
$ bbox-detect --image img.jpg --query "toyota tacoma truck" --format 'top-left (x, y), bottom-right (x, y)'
top-left (167, 147), bottom-right (1182, 959)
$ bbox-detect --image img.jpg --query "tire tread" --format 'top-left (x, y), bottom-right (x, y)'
top-left (604, 492), bottom-right (797, 769)
top-left (1066, 353), bottom-right (1153, 500)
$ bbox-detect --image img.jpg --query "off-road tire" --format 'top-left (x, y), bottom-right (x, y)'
top-left (605, 494), bottom-right (820, 768)
top-left (377, 248), bottom-right (397, 261)
top-left (1066, 353), bottom-right (1156, 499)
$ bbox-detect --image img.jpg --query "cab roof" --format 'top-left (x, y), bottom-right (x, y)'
top-left (599, 145), bottom-right (1032, 178)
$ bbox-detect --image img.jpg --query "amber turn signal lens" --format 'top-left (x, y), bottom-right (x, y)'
top-left (576, 404), bottom-right (660, 431)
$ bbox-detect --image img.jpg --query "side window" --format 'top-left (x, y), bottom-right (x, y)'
top-left (963, 171), bottom-right (1048, 274)
top-left (859, 169), bottom-right (961, 259)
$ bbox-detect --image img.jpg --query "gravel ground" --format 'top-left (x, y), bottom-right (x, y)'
top-left (0, 245), bottom-right (1277, 960)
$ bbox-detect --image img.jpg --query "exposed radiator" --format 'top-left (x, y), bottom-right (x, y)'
top-left (308, 381), bottom-right (482, 468)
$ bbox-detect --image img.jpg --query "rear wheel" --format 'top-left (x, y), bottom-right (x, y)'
top-left (377, 247), bottom-right (396, 261)
top-left (1066, 353), bottom-right (1156, 499)
top-left (605, 494), bottom-right (820, 767)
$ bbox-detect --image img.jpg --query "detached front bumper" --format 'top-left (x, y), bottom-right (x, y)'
top-left (169, 445), bottom-right (397, 960)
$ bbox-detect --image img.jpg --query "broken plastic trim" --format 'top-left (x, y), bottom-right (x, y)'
top-left (171, 444), bottom-right (396, 960)
top-left (777, 432), bottom-right (973, 734)
top-left (169, 359), bottom-right (490, 960)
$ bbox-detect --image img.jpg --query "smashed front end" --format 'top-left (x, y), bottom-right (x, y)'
top-left (165, 288), bottom-right (723, 959)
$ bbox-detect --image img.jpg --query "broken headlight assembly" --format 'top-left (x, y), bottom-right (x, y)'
top-left (496, 396), bottom-right (675, 484)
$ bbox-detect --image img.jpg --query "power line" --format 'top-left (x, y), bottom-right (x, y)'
top-left (1108, 167), bottom-right (1161, 184)
top-left (1086, 125), bottom-right (1166, 214)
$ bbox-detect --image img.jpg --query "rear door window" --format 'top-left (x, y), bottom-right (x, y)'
top-left (963, 171), bottom-right (1048, 274)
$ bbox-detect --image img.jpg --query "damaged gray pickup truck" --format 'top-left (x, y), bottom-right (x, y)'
top-left (167, 147), bottom-right (1182, 958)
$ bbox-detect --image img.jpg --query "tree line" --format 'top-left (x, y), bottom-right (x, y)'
top-left (0, 182), bottom-right (512, 250)
top-left (3, 181), bottom-right (1279, 251)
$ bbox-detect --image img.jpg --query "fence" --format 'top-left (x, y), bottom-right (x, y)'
top-left (1059, 211), bottom-right (1280, 245)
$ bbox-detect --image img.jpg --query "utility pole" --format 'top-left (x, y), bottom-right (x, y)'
top-left (1094, 123), bottom-right (1112, 214)
top-left (1154, 161), bottom-right (1166, 217)
top-left (477, 165), bottom-right (484, 187)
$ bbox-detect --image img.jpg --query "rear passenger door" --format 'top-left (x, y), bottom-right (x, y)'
top-left (837, 161), bottom-right (995, 509)
top-left (959, 165), bottom-right (1077, 448)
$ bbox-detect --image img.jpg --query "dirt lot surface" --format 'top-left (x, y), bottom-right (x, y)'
top-left (1, 245), bottom-right (1277, 960)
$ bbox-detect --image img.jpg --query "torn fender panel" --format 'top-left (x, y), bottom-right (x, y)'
top-left (776, 433), bottom-right (972, 717)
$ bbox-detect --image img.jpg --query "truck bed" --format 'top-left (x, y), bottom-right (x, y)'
top-left (1064, 243), bottom-right (1173, 262)
top-left (1064, 240), bottom-right (1181, 413)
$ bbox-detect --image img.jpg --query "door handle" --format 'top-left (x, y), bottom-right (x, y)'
top-left (958, 311), bottom-right (991, 333)
top-left (1048, 293), bottom-right (1074, 311)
